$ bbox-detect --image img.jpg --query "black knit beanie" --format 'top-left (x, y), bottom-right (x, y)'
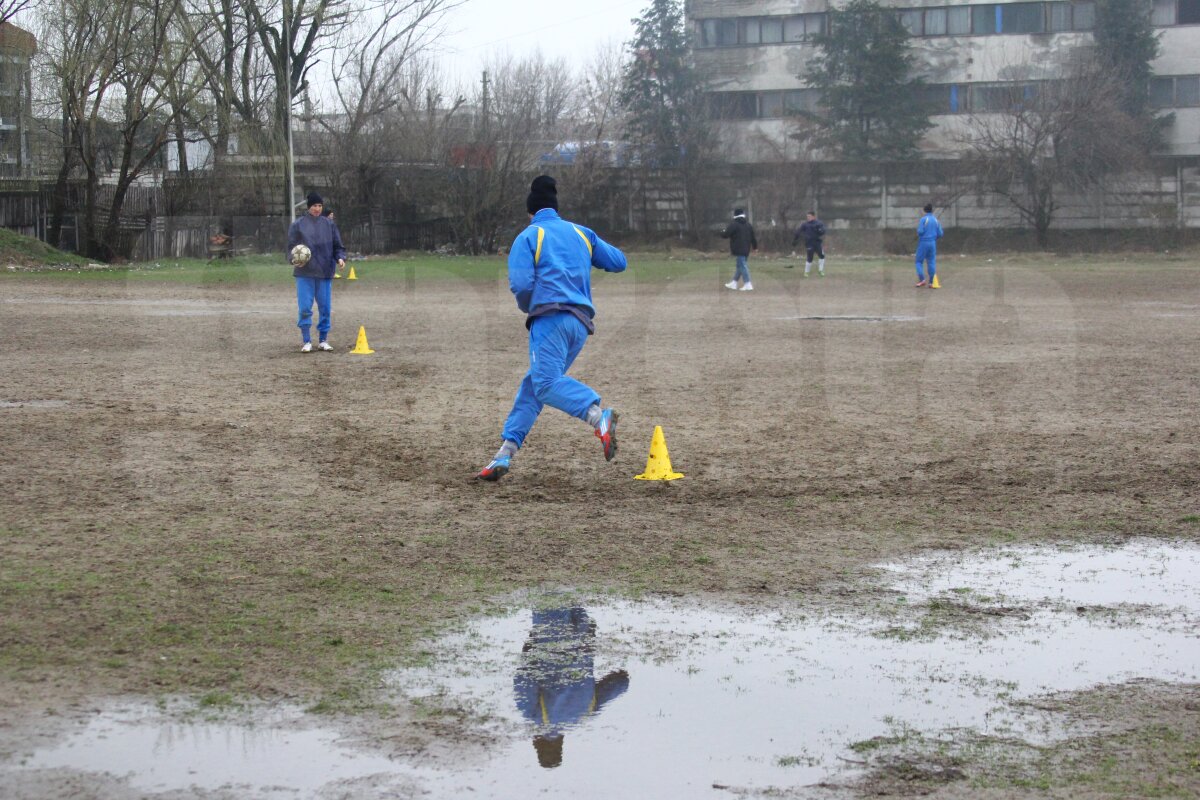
top-left (526, 175), bottom-right (558, 214)
top-left (306, 191), bottom-right (324, 208)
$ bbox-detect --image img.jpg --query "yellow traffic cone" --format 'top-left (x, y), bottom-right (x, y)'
top-left (350, 325), bottom-right (374, 354)
top-left (931, 274), bottom-right (941, 289)
top-left (347, 266), bottom-right (358, 280)
top-left (634, 426), bottom-right (684, 481)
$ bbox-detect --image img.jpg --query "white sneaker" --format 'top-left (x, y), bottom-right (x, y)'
top-left (739, 282), bottom-right (754, 291)
top-left (317, 341), bottom-right (333, 351)
top-left (724, 280), bottom-right (738, 290)
top-left (300, 342), bottom-right (312, 353)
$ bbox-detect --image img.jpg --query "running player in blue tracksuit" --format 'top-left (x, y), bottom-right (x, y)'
top-left (478, 175), bottom-right (628, 481)
top-left (915, 203), bottom-right (943, 288)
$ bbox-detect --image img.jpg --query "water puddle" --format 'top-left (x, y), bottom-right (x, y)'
top-left (773, 314), bottom-right (923, 322)
top-left (7, 703), bottom-right (416, 796)
top-left (3, 296), bottom-right (269, 316)
top-left (0, 400), bottom-right (70, 410)
top-left (3, 541), bottom-right (1197, 798)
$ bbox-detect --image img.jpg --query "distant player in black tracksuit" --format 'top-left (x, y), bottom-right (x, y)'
top-left (720, 208), bottom-right (758, 291)
top-left (791, 211), bottom-right (826, 277)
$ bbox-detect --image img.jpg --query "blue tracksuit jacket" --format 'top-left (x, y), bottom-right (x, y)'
top-left (917, 212), bottom-right (944, 243)
top-left (508, 208), bottom-right (627, 329)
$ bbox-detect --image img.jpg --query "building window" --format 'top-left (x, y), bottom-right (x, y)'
top-left (1072, 1), bottom-right (1096, 28)
top-left (1000, 3), bottom-right (1045, 32)
top-left (1048, 2), bottom-right (1072, 30)
top-left (1151, 0), bottom-right (1176, 24)
top-left (1180, 0), bottom-right (1200, 22)
top-left (947, 6), bottom-right (972, 33)
top-left (1177, 76), bottom-right (1200, 105)
top-left (972, 4), bottom-right (999, 33)
top-left (925, 7), bottom-right (948, 34)
top-left (761, 18), bottom-right (784, 43)
top-left (899, 9), bottom-right (924, 34)
top-left (1150, 77), bottom-right (1176, 107)
top-left (784, 89), bottom-right (821, 114)
top-left (759, 91), bottom-right (784, 117)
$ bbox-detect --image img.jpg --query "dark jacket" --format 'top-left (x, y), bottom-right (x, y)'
top-left (720, 216), bottom-right (758, 256)
top-left (287, 214), bottom-right (346, 279)
top-left (793, 218), bottom-right (826, 247)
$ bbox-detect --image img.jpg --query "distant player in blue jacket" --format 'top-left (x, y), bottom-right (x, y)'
top-left (478, 175), bottom-right (628, 481)
top-left (915, 203), bottom-right (943, 288)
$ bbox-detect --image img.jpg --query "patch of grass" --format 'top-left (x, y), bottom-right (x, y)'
top-left (0, 228), bottom-right (89, 267)
top-left (1178, 515), bottom-right (1200, 524)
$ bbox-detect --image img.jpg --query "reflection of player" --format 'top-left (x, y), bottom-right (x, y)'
top-left (513, 607), bottom-right (630, 769)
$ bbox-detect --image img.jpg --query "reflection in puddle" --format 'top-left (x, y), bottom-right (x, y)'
top-left (3, 541), bottom-right (1197, 799)
top-left (515, 607), bottom-right (629, 769)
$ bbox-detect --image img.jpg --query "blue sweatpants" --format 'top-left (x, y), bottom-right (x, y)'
top-left (500, 312), bottom-right (601, 448)
top-left (296, 277), bottom-right (332, 342)
top-left (915, 242), bottom-right (937, 281)
top-left (733, 255), bottom-right (751, 283)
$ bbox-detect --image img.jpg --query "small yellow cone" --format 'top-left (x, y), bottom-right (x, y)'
top-left (350, 325), bottom-right (374, 354)
top-left (931, 274), bottom-right (941, 289)
top-left (634, 426), bottom-right (684, 481)
top-left (333, 272), bottom-right (342, 279)
top-left (347, 266), bottom-right (358, 280)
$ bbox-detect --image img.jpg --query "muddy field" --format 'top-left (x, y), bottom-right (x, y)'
top-left (0, 252), bottom-right (1197, 797)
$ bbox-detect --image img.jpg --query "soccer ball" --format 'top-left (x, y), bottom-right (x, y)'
top-left (289, 244), bottom-right (311, 266)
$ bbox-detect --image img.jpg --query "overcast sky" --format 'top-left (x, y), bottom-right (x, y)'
top-left (430, 0), bottom-right (643, 80)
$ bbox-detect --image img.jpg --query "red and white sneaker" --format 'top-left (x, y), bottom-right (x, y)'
top-left (477, 455), bottom-right (511, 482)
top-left (915, 279), bottom-right (927, 288)
top-left (594, 409), bottom-right (618, 461)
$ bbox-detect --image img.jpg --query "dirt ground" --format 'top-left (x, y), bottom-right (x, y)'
top-left (0, 252), bottom-right (1197, 796)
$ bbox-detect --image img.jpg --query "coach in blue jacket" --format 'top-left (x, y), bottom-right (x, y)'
top-left (287, 192), bottom-right (346, 352)
top-left (478, 176), bottom-right (628, 481)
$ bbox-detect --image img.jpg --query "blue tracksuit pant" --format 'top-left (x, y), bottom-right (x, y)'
top-left (915, 242), bottom-right (937, 281)
top-left (296, 277), bottom-right (332, 342)
top-left (501, 312), bottom-right (601, 447)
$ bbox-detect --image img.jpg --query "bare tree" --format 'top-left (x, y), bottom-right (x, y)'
top-left (313, 0), bottom-right (459, 247)
top-left (39, 0), bottom-right (205, 259)
top-left (446, 53), bottom-right (576, 254)
top-left (962, 55), bottom-right (1153, 247)
top-left (555, 42), bottom-right (627, 229)
top-left (0, 1), bottom-right (31, 28)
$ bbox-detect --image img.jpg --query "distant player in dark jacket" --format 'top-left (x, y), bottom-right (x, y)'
top-left (720, 208), bottom-right (758, 291)
top-left (791, 211), bottom-right (827, 277)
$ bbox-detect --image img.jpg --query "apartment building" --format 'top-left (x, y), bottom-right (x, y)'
top-left (0, 22), bottom-right (35, 178)
top-left (688, 0), bottom-right (1200, 163)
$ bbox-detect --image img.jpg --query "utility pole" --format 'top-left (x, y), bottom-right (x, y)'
top-left (283, 0), bottom-right (296, 219)
top-left (480, 70), bottom-right (489, 136)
